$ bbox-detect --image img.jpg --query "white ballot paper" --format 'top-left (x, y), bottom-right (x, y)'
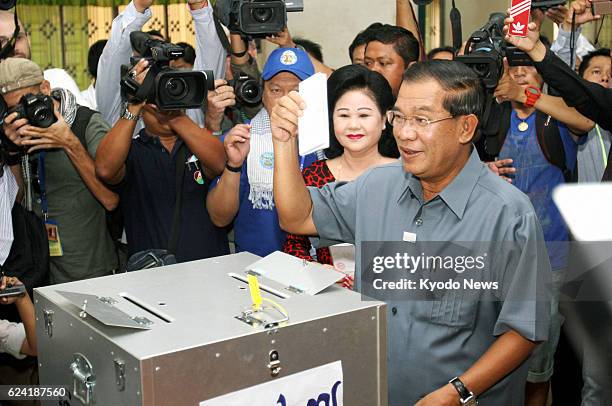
top-left (246, 251), bottom-right (345, 295)
top-left (298, 72), bottom-right (329, 156)
top-left (329, 243), bottom-right (355, 278)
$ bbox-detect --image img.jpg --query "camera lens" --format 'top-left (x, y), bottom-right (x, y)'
top-left (32, 106), bottom-right (49, 123)
top-left (237, 79), bottom-right (262, 105)
top-left (165, 78), bottom-right (188, 99)
top-left (251, 7), bottom-right (273, 23)
top-left (473, 63), bottom-right (490, 77)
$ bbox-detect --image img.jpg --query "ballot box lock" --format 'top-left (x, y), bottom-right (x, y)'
top-left (267, 350), bottom-right (282, 377)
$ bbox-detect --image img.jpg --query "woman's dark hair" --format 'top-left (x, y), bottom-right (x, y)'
top-left (325, 64), bottom-right (399, 159)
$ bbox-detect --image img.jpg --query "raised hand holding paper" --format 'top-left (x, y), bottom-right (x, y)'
top-left (298, 72), bottom-right (329, 156)
top-left (510, 0), bottom-right (532, 37)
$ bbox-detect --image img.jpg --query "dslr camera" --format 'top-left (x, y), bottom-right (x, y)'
top-left (229, 74), bottom-right (262, 106)
top-left (120, 32), bottom-right (214, 110)
top-left (0, 92), bottom-right (55, 153)
top-left (456, 13), bottom-right (531, 90)
top-left (216, 0), bottom-right (303, 37)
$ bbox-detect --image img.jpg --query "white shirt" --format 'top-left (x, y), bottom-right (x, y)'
top-left (551, 26), bottom-right (596, 70)
top-left (0, 165), bottom-right (18, 265)
top-left (0, 319), bottom-right (26, 359)
top-left (80, 83), bottom-right (97, 111)
top-left (96, 0), bottom-right (152, 129)
top-left (186, 3), bottom-right (229, 127)
top-left (44, 68), bottom-right (91, 108)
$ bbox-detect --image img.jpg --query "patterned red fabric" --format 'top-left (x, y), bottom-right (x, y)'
top-left (282, 160), bottom-right (335, 265)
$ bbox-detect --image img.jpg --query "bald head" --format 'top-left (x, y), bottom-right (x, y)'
top-left (0, 10), bottom-right (30, 60)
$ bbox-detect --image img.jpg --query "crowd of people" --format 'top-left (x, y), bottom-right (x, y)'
top-left (0, 0), bottom-right (611, 404)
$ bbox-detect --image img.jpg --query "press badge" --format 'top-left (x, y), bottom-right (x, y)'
top-left (45, 220), bottom-right (64, 257)
top-left (403, 231), bottom-right (417, 243)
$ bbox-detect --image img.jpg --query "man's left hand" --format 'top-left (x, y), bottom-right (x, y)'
top-left (19, 109), bottom-right (78, 154)
top-left (414, 384), bottom-right (461, 406)
top-left (206, 79), bottom-right (236, 132)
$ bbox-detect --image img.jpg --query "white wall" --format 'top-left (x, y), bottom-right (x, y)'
top-left (263, 0), bottom-right (396, 69)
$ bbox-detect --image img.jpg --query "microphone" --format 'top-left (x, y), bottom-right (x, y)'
top-left (450, 0), bottom-right (463, 51)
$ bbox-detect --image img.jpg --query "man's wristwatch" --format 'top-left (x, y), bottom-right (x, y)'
top-left (121, 106), bottom-right (141, 121)
top-left (524, 86), bottom-right (542, 108)
top-left (449, 377), bottom-right (478, 405)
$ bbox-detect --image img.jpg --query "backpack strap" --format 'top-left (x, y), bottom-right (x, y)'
top-left (481, 101), bottom-right (512, 159)
top-left (70, 106), bottom-right (97, 150)
top-left (535, 112), bottom-right (576, 182)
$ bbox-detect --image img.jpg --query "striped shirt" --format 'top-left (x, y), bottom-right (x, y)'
top-left (0, 165), bottom-right (18, 265)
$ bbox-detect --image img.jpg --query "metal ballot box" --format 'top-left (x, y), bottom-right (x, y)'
top-left (35, 252), bottom-right (387, 406)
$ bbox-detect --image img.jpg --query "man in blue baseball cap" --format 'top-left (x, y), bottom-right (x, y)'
top-left (206, 47), bottom-right (319, 256)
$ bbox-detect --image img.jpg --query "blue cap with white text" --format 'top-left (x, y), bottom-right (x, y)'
top-left (262, 47), bottom-right (315, 81)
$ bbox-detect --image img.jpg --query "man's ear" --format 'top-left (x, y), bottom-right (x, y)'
top-left (458, 114), bottom-right (479, 145)
top-left (39, 80), bottom-right (51, 96)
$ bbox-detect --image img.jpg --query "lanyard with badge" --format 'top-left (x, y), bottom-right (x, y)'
top-left (38, 152), bottom-right (63, 256)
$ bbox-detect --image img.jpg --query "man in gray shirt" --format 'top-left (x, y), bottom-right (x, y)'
top-left (270, 61), bottom-right (551, 405)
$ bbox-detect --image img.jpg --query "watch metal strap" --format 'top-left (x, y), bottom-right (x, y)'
top-left (122, 107), bottom-right (140, 121)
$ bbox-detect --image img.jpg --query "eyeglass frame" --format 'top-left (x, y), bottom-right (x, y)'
top-left (386, 110), bottom-right (456, 131)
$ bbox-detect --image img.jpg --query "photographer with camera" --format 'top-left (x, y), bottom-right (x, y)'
top-left (95, 57), bottom-right (229, 265)
top-left (0, 57), bottom-right (119, 284)
top-left (206, 48), bottom-right (318, 256)
top-left (502, 5), bottom-right (611, 132)
top-left (96, 0), bottom-right (228, 130)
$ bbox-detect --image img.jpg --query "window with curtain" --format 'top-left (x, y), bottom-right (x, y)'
top-left (19, 0), bottom-right (206, 90)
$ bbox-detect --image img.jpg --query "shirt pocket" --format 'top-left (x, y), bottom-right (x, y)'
top-left (412, 291), bottom-right (478, 329)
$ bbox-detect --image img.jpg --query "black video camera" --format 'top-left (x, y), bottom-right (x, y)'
top-left (456, 13), bottom-right (532, 90)
top-left (216, 0), bottom-right (303, 37)
top-left (229, 74), bottom-right (262, 106)
top-left (120, 32), bottom-right (214, 110)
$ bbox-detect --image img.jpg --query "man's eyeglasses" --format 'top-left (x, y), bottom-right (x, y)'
top-left (386, 111), bottom-right (455, 130)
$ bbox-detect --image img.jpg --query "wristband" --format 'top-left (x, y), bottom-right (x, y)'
top-left (225, 162), bottom-right (243, 173)
top-left (4, 152), bottom-right (20, 166)
top-left (232, 49), bottom-right (248, 58)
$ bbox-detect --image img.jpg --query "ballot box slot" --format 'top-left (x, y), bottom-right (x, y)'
top-left (118, 292), bottom-right (174, 323)
top-left (227, 272), bottom-right (289, 299)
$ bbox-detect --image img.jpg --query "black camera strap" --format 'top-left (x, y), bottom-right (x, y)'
top-left (450, 0), bottom-right (463, 51)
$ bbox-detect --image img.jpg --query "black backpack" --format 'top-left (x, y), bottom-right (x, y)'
top-left (478, 102), bottom-right (578, 183)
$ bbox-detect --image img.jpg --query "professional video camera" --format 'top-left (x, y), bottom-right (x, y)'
top-left (456, 13), bottom-right (532, 90)
top-left (216, 0), bottom-right (303, 37)
top-left (120, 32), bottom-right (214, 110)
top-left (229, 74), bottom-right (262, 106)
